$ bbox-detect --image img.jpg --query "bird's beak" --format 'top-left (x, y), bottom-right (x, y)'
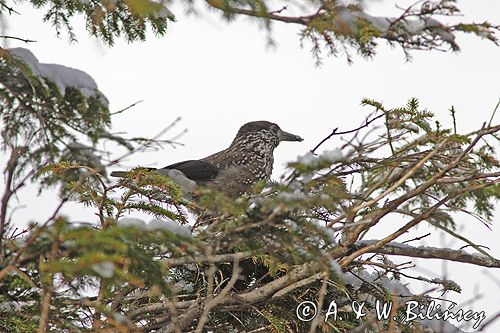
top-left (279, 129), bottom-right (303, 142)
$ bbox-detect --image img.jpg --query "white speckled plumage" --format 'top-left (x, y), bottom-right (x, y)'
top-left (200, 121), bottom-right (302, 197)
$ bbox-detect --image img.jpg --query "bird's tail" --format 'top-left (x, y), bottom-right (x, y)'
top-left (110, 171), bottom-right (129, 178)
top-left (111, 168), bottom-right (157, 178)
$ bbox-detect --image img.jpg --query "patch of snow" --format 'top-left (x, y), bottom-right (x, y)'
top-left (432, 160), bottom-right (447, 169)
top-left (356, 239), bottom-right (377, 246)
top-left (155, 168), bottom-right (197, 193)
top-left (376, 166), bottom-right (406, 183)
top-left (0, 301), bottom-right (32, 311)
top-left (174, 281), bottom-right (194, 293)
top-left (284, 219), bottom-right (299, 231)
top-left (300, 173), bottom-right (314, 185)
top-left (404, 17), bottom-right (455, 42)
top-left (320, 148), bottom-right (344, 163)
top-left (344, 270), bottom-right (411, 295)
top-left (476, 27), bottom-right (494, 40)
top-left (358, 240), bottom-right (413, 249)
top-left (454, 168), bottom-right (468, 175)
top-left (320, 226), bottom-right (337, 243)
top-left (92, 261), bottom-right (115, 278)
top-left (277, 192), bottom-right (305, 201)
top-left (310, 219), bottom-right (337, 243)
top-left (365, 15), bottom-right (391, 31)
top-left (62, 240), bottom-right (77, 248)
top-left (297, 149), bottom-right (344, 168)
top-left (147, 218), bottom-right (192, 237)
top-left (154, 2), bottom-right (175, 20)
top-left (334, 7), bottom-right (455, 43)
top-left (405, 18), bottom-right (426, 33)
top-left (118, 217), bottom-right (191, 237)
top-left (9, 48), bottom-right (108, 104)
top-left (167, 169), bottom-right (197, 193)
top-left (147, 0), bottom-right (175, 19)
top-left (329, 259), bottom-right (343, 277)
top-left (335, 8), bottom-right (390, 32)
top-left (404, 123), bottom-right (421, 132)
top-left (112, 312), bottom-right (128, 324)
top-left (118, 218), bottom-right (147, 229)
top-left (319, 194), bottom-right (330, 200)
top-left (185, 264), bottom-right (197, 272)
top-left (297, 152), bottom-right (317, 166)
top-left (9, 47), bottom-right (39, 70)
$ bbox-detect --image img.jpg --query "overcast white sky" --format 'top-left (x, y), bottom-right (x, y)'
top-left (2, 1), bottom-right (500, 332)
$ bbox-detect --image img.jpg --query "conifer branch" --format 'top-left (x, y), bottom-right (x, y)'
top-left (353, 241), bottom-right (500, 268)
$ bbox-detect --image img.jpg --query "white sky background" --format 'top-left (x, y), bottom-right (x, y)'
top-left (1, 0), bottom-right (500, 332)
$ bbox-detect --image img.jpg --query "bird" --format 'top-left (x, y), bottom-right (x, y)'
top-left (111, 121), bottom-right (303, 197)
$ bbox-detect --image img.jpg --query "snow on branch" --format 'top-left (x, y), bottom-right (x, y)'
top-left (354, 240), bottom-right (500, 268)
top-left (118, 217), bottom-right (192, 237)
top-left (331, 5), bottom-right (455, 44)
top-left (205, 0), bottom-right (499, 61)
top-left (8, 47), bottom-right (108, 104)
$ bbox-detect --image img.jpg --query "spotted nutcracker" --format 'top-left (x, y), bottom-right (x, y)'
top-left (111, 121), bottom-right (303, 197)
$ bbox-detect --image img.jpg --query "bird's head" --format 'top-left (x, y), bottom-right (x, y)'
top-left (232, 121), bottom-right (303, 149)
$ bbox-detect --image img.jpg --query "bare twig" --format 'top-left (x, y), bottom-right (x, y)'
top-left (310, 111), bottom-right (386, 154)
top-left (195, 256), bottom-right (241, 332)
top-left (38, 227), bottom-right (61, 333)
top-left (402, 232), bottom-right (431, 243)
top-left (0, 1), bottom-right (20, 14)
top-left (205, 0), bottom-right (311, 25)
top-left (307, 270), bottom-right (329, 333)
top-left (487, 97), bottom-right (500, 127)
top-left (110, 100), bottom-right (143, 116)
top-left (159, 262), bottom-right (318, 332)
top-left (38, 284), bottom-right (54, 333)
top-left (107, 117), bottom-right (184, 167)
top-left (310, 127), bottom-right (338, 154)
top-left (0, 35), bottom-right (36, 43)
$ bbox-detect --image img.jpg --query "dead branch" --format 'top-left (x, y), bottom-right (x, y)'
top-left (158, 262), bottom-right (318, 332)
top-left (0, 35), bottom-right (36, 43)
top-left (354, 241), bottom-right (500, 268)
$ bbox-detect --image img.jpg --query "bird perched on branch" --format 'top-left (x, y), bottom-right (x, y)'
top-left (111, 121), bottom-right (303, 197)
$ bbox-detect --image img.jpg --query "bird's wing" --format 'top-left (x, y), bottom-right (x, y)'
top-left (160, 160), bottom-right (219, 183)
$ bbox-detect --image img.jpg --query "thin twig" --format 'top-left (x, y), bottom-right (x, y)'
top-left (0, 35), bottom-right (36, 43)
top-left (402, 232), bottom-right (431, 243)
top-left (0, 1), bottom-right (20, 14)
top-left (107, 117), bottom-right (183, 167)
top-left (488, 97), bottom-right (500, 127)
top-left (110, 100), bottom-right (143, 116)
top-left (195, 256), bottom-right (241, 332)
top-left (310, 111), bottom-right (387, 154)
